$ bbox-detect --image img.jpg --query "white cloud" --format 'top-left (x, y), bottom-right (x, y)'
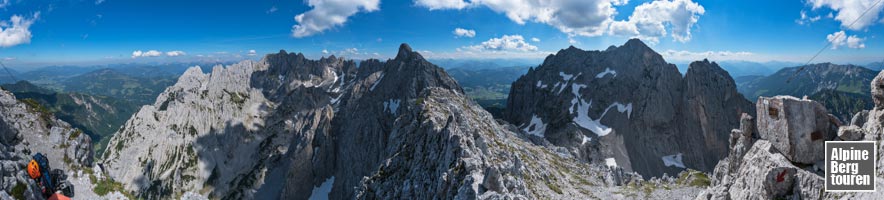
top-left (607, 0), bottom-right (706, 43)
top-left (267, 6), bottom-right (278, 14)
top-left (807, 0), bottom-right (884, 30)
top-left (322, 49), bottom-right (329, 54)
top-left (827, 30), bottom-right (865, 49)
top-left (415, 0), bottom-right (469, 10)
top-left (453, 28), bottom-right (476, 38)
top-left (3, 57), bottom-right (14, 61)
top-left (0, 0), bottom-right (9, 8)
top-left (531, 37), bottom-right (540, 42)
top-left (0, 13), bottom-right (40, 48)
top-left (165, 51), bottom-right (186, 57)
top-left (343, 48), bottom-right (359, 54)
top-left (660, 50), bottom-right (754, 61)
top-left (465, 35), bottom-right (538, 52)
top-left (248, 49), bottom-right (257, 56)
top-left (796, 10), bottom-right (822, 25)
top-left (131, 50), bottom-right (163, 58)
top-left (419, 0), bottom-right (704, 43)
top-left (95, 0), bottom-right (105, 5)
top-left (291, 0), bottom-right (380, 38)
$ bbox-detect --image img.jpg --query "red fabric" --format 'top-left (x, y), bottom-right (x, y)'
top-left (48, 193), bottom-right (71, 200)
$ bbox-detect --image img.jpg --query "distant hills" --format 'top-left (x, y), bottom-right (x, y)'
top-left (735, 63), bottom-right (877, 121)
top-left (0, 81), bottom-right (139, 155)
top-left (61, 68), bottom-right (177, 105)
top-left (0, 62), bottom-right (231, 156)
top-left (447, 66), bottom-right (528, 117)
top-left (736, 63), bottom-right (875, 100)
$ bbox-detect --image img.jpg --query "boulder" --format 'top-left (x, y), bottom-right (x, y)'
top-left (755, 96), bottom-right (835, 164)
top-left (872, 70), bottom-right (884, 109)
top-left (850, 110), bottom-right (869, 127)
top-left (837, 125), bottom-right (865, 141)
top-left (724, 141), bottom-right (823, 200)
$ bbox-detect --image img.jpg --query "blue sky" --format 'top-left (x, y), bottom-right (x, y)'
top-left (0, 0), bottom-right (882, 69)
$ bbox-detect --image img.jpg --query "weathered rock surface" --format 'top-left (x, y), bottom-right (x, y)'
top-left (101, 43), bottom-right (711, 200)
top-left (756, 96), bottom-right (837, 164)
top-left (700, 71), bottom-right (884, 199)
top-left (0, 87), bottom-right (94, 199)
top-left (504, 39), bottom-right (753, 177)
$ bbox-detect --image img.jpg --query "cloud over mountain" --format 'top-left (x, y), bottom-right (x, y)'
top-left (291, 0), bottom-right (381, 38)
top-left (416, 0), bottom-right (705, 43)
top-left (0, 13), bottom-right (39, 48)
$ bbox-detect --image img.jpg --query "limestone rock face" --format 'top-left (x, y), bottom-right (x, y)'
top-left (504, 39), bottom-right (753, 177)
top-left (0, 88), bottom-right (94, 199)
top-left (871, 70), bottom-right (884, 108)
top-left (700, 72), bottom-right (884, 199)
top-left (101, 43), bottom-right (711, 200)
top-left (755, 96), bottom-right (837, 164)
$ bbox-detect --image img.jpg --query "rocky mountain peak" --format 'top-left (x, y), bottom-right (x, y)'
top-left (506, 39), bottom-right (751, 177)
top-left (395, 43), bottom-right (419, 61)
top-left (622, 38), bottom-right (651, 50)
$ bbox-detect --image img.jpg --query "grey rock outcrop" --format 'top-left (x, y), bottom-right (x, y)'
top-left (0, 87), bottom-right (94, 199)
top-left (756, 96), bottom-right (837, 164)
top-left (504, 39), bottom-right (753, 177)
top-left (700, 71), bottom-right (884, 199)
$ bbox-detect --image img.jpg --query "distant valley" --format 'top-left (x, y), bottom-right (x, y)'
top-left (0, 62), bottom-right (233, 155)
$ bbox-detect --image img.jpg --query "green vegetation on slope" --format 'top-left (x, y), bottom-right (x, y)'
top-left (809, 89), bottom-right (873, 122)
top-left (2, 81), bottom-right (139, 156)
top-left (447, 66), bottom-right (529, 118)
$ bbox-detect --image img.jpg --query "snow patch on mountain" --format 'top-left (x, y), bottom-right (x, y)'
top-left (309, 176), bottom-right (335, 200)
top-left (384, 99), bottom-right (400, 114)
top-left (370, 73), bottom-right (385, 91)
top-left (661, 153), bottom-right (685, 168)
top-left (522, 114), bottom-right (547, 137)
top-left (596, 68), bottom-right (617, 78)
top-left (605, 158), bottom-right (618, 167)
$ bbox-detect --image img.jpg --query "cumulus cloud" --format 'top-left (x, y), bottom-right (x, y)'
top-left (827, 31), bottom-right (865, 49)
top-left (464, 35), bottom-right (538, 52)
top-left (322, 49), bottom-right (329, 54)
top-left (607, 0), bottom-right (706, 43)
top-left (660, 50), bottom-right (754, 61)
top-left (415, 0), bottom-right (469, 10)
top-left (291, 0), bottom-right (380, 38)
top-left (795, 10), bottom-right (822, 25)
top-left (131, 50), bottom-right (163, 58)
top-left (0, 13), bottom-right (40, 48)
top-left (343, 48), bottom-right (359, 54)
top-left (248, 50), bottom-right (257, 56)
top-left (165, 51), bottom-right (186, 56)
top-left (453, 28), bottom-right (476, 38)
top-left (807, 0), bottom-right (884, 30)
top-left (531, 37), bottom-right (540, 42)
top-left (418, 0), bottom-right (704, 43)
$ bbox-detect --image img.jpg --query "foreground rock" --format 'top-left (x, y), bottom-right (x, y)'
top-left (699, 71), bottom-right (884, 199)
top-left (756, 96), bottom-right (838, 164)
top-left (505, 39), bottom-right (753, 177)
top-left (0, 88), bottom-right (95, 199)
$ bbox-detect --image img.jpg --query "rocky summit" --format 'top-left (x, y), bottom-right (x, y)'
top-left (697, 70), bottom-right (884, 199)
top-left (98, 43), bottom-right (710, 199)
top-left (505, 39), bottom-right (753, 177)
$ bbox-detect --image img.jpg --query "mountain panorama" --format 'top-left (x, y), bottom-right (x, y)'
top-left (2, 38), bottom-right (884, 199)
